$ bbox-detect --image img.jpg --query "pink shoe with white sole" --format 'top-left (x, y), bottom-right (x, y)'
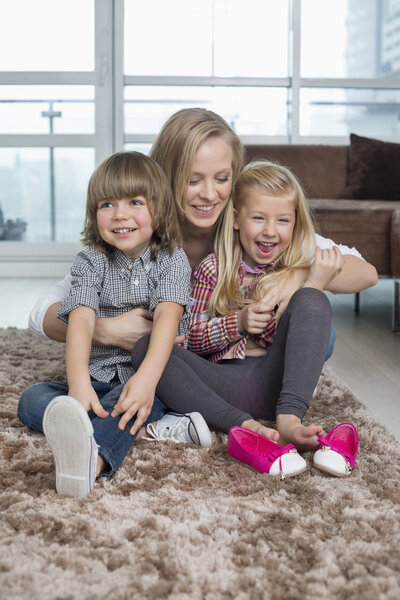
top-left (227, 426), bottom-right (307, 480)
top-left (313, 422), bottom-right (359, 477)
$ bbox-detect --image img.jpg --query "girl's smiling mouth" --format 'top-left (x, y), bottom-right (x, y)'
top-left (256, 241), bottom-right (277, 256)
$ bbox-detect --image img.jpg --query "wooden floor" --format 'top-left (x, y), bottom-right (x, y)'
top-left (1, 277), bottom-right (399, 440)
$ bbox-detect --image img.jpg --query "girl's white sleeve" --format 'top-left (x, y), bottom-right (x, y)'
top-left (315, 234), bottom-right (364, 259)
top-left (28, 274), bottom-right (73, 339)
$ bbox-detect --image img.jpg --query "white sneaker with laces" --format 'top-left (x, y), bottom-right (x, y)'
top-left (43, 395), bottom-right (98, 498)
top-left (145, 412), bottom-right (212, 448)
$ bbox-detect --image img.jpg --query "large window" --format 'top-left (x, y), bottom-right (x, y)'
top-left (1, 0), bottom-right (399, 272)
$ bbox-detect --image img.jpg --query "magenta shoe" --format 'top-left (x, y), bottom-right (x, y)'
top-left (313, 422), bottom-right (359, 477)
top-left (227, 426), bottom-right (307, 480)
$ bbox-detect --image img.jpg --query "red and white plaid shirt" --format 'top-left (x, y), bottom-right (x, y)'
top-left (188, 253), bottom-right (277, 363)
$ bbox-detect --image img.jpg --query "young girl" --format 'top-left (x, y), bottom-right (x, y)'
top-left (129, 160), bottom-right (345, 451)
top-left (18, 151), bottom-right (210, 498)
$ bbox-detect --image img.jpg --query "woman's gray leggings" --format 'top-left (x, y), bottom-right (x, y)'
top-left (131, 288), bottom-right (332, 433)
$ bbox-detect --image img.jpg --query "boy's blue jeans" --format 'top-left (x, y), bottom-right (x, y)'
top-left (17, 380), bottom-right (167, 478)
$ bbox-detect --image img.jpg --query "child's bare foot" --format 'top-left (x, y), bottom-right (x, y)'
top-left (241, 419), bottom-right (280, 442)
top-left (284, 424), bottom-right (324, 451)
top-left (277, 414), bottom-right (325, 450)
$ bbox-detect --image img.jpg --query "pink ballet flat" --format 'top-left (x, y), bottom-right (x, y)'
top-left (227, 426), bottom-right (307, 480)
top-left (313, 422), bottom-right (359, 477)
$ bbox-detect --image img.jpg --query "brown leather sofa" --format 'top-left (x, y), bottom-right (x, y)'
top-left (245, 144), bottom-right (400, 330)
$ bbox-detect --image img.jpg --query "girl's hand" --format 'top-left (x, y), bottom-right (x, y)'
top-left (238, 287), bottom-right (278, 335)
top-left (111, 374), bottom-right (155, 435)
top-left (261, 270), bottom-right (308, 323)
top-left (68, 385), bottom-right (109, 419)
top-left (304, 246), bottom-right (344, 291)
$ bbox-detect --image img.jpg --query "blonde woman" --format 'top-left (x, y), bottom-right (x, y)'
top-left (29, 109), bottom-right (376, 351)
top-left (130, 161), bottom-right (362, 451)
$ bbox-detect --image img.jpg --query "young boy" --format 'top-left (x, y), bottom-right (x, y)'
top-left (18, 151), bottom-right (211, 497)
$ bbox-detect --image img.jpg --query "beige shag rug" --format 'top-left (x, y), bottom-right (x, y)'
top-left (1, 327), bottom-right (400, 600)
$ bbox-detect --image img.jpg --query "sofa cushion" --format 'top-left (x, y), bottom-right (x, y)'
top-left (245, 145), bottom-right (347, 199)
top-left (342, 133), bottom-right (400, 200)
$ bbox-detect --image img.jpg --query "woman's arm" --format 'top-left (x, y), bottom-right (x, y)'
top-left (315, 234), bottom-right (378, 293)
top-left (111, 301), bottom-right (184, 434)
top-left (31, 275), bottom-right (154, 348)
top-left (44, 304), bottom-right (154, 348)
top-left (324, 254), bottom-right (378, 293)
top-left (29, 275), bottom-right (72, 340)
top-left (265, 248), bottom-right (377, 321)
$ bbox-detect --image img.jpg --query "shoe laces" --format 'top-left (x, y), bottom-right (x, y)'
top-left (145, 416), bottom-right (192, 443)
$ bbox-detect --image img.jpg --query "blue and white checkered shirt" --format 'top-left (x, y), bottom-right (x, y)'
top-left (57, 245), bottom-right (191, 383)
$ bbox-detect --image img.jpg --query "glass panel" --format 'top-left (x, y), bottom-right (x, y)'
top-left (0, 148), bottom-right (94, 242)
top-left (0, 86), bottom-right (94, 134)
top-left (124, 86), bottom-right (288, 136)
top-left (54, 148), bottom-right (94, 242)
top-left (300, 88), bottom-right (400, 137)
top-left (214, 0), bottom-right (289, 77)
top-left (124, 0), bottom-right (213, 76)
top-left (0, 148), bottom-right (50, 241)
top-left (124, 0), bottom-right (288, 77)
top-left (0, 0), bottom-right (94, 71)
top-left (301, 0), bottom-right (397, 78)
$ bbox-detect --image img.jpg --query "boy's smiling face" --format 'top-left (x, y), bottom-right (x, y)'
top-left (97, 196), bottom-right (153, 261)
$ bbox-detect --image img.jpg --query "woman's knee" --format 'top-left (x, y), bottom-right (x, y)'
top-left (131, 334), bottom-right (151, 368)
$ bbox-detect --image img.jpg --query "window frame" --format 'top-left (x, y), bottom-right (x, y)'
top-left (1, 0), bottom-right (400, 275)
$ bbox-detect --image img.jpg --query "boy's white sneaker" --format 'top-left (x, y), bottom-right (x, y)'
top-left (43, 395), bottom-right (97, 498)
top-left (145, 412), bottom-right (212, 448)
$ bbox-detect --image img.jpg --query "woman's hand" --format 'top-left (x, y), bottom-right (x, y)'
top-left (304, 245), bottom-right (344, 291)
top-left (93, 308), bottom-right (154, 350)
top-left (238, 287), bottom-right (278, 335)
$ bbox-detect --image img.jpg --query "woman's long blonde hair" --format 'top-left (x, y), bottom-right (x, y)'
top-left (150, 108), bottom-right (244, 222)
top-left (208, 160), bottom-right (316, 316)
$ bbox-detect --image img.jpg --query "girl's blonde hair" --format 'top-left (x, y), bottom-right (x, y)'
top-left (150, 108), bottom-right (244, 221)
top-left (81, 151), bottom-right (181, 258)
top-left (209, 160), bottom-right (316, 316)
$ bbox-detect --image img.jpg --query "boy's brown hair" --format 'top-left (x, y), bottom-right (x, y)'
top-left (81, 151), bottom-right (181, 258)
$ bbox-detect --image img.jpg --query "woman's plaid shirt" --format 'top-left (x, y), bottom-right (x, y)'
top-left (57, 245), bottom-right (191, 383)
top-left (188, 253), bottom-right (277, 363)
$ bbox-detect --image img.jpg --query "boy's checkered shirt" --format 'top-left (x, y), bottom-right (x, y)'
top-left (57, 245), bottom-right (191, 383)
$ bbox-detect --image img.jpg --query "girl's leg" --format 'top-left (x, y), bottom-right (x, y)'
top-left (131, 336), bottom-right (277, 439)
top-left (245, 288), bottom-right (332, 448)
top-left (132, 288), bottom-right (330, 445)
